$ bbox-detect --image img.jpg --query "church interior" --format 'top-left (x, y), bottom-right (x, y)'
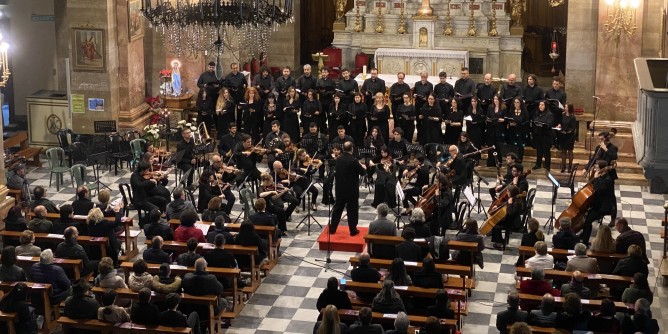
top-left (0, 0), bottom-right (667, 333)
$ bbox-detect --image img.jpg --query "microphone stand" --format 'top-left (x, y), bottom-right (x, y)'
top-left (471, 169), bottom-right (489, 218)
top-left (589, 96), bottom-right (599, 162)
top-left (315, 170), bottom-right (346, 272)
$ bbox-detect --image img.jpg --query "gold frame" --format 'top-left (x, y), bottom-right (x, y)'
top-left (71, 27), bottom-right (106, 72)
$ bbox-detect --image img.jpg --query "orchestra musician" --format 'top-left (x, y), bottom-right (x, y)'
top-left (316, 67), bottom-right (336, 132)
top-left (401, 154), bottom-right (430, 215)
top-left (301, 122), bottom-right (328, 179)
top-left (321, 145), bottom-right (342, 205)
top-left (491, 185), bottom-right (524, 249)
top-left (581, 160), bottom-right (615, 245)
top-left (215, 87), bottom-right (234, 138)
top-left (454, 67), bottom-right (475, 112)
top-left (440, 145), bottom-right (467, 202)
top-left (499, 73), bottom-right (522, 111)
top-left (301, 90), bottom-right (322, 136)
top-left (557, 104), bottom-right (577, 173)
top-left (265, 120), bottom-right (287, 172)
top-left (292, 149), bottom-right (321, 211)
top-left (223, 63), bottom-right (247, 129)
top-left (140, 151), bottom-right (171, 204)
top-left (489, 152), bottom-right (518, 201)
top-left (485, 95), bottom-right (506, 167)
top-left (475, 73), bottom-right (497, 112)
top-left (389, 72), bottom-right (410, 121)
top-left (532, 100), bottom-right (555, 171)
top-left (369, 92), bottom-right (390, 144)
top-left (130, 161), bottom-right (168, 212)
top-left (506, 97), bottom-right (529, 162)
top-left (262, 95), bottom-right (280, 137)
top-left (280, 134), bottom-right (298, 156)
top-left (361, 68), bottom-right (386, 115)
top-left (267, 163), bottom-right (300, 225)
top-left (196, 62), bottom-right (222, 126)
top-left (197, 170), bottom-right (231, 213)
top-left (457, 132), bottom-right (478, 162)
top-left (413, 71), bottom-right (433, 143)
top-left (329, 94), bottom-right (349, 140)
top-left (592, 131), bottom-right (619, 224)
top-left (206, 154), bottom-right (237, 214)
top-left (281, 87), bottom-right (301, 142)
top-left (336, 68), bottom-right (358, 110)
top-left (176, 126), bottom-right (196, 187)
top-left (396, 93), bottom-right (416, 144)
top-left (348, 93), bottom-right (368, 147)
top-left (233, 134), bottom-right (264, 187)
top-left (420, 94), bottom-right (442, 145)
top-left (432, 173), bottom-right (455, 235)
top-left (218, 123), bottom-right (241, 158)
top-left (467, 97), bottom-right (486, 149)
top-left (275, 66), bottom-right (295, 107)
top-left (240, 87), bottom-right (263, 143)
top-left (296, 64), bottom-right (317, 104)
top-left (363, 126), bottom-right (383, 150)
top-left (434, 71), bottom-right (455, 114)
top-left (444, 99), bottom-right (463, 145)
top-left (329, 141), bottom-right (366, 236)
top-left (258, 173), bottom-right (293, 236)
top-left (370, 147), bottom-right (398, 208)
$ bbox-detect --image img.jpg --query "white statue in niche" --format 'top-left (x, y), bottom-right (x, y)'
top-left (171, 60), bottom-right (182, 96)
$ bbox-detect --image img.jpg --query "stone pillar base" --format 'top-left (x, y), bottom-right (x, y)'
top-left (510, 26), bottom-right (524, 36)
top-left (333, 21), bottom-right (346, 31)
top-left (0, 185), bottom-right (15, 224)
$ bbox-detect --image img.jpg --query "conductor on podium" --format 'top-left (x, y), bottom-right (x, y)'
top-left (329, 141), bottom-right (366, 236)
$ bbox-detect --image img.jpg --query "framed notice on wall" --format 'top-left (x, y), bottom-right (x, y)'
top-left (71, 94), bottom-right (85, 113)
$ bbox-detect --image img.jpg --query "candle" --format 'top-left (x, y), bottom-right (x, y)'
top-left (363, 65), bottom-right (367, 76)
top-left (551, 41), bottom-right (557, 51)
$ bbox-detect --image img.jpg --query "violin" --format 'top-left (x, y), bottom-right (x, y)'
top-left (303, 156), bottom-right (322, 169)
top-left (244, 147), bottom-right (267, 155)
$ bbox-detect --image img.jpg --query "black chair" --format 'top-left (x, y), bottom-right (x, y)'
top-left (70, 142), bottom-right (88, 166)
top-left (118, 183), bottom-right (147, 222)
top-left (423, 143), bottom-right (447, 165)
top-left (56, 129), bottom-right (76, 165)
top-left (108, 134), bottom-right (132, 175)
top-left (455, 201), bottom-right (469, 231)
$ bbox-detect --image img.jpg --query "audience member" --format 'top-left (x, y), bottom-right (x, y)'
top-left (395, 227), bottom-right (422, 263)
top-left (15, 230), bottom-right (41, 257)
top-left (249, 198), bottom-right (284, 238)
top-left (86, 207), bottom-right (122, 266)
top-left (316, 277), bottom-right (352, 316)
top-left (201, 196), bottom-right (229, 222)
top-left (28, 205), bottom-right (54, 233)
top-left (614, 217), bottom-right (649, 263)
top-left (174, 209), bottom-right (206, 242)
top-left (560, 270), bottom-right (591, 299)
top-left (95, 189), bottom-right (117, 217)
top-left (565, 243), bottom-right (599, 273)
top-left (0, 282), bottom-right (38, 333)
top-left (350, 253), bottom-right (381, 302)
top-left (612, 244), bottom-right (649, 277)
top-left (181, 258), bottom-right (228, 315)
top-left (590, 224), bottom-right (615, 253)
top-left (452, 219), bottom-right (485, 268)
top-left (509, 322), bottom-right (531, 334)
top-left (621, 272), bottom-right (653, 304)
top-left (519, 267), bottom-right (560, 311)
top-left (426, 289), bottom-right (455, 320)
top-left (385, 311), bottom-right (409, 334)
top-left (495, 291), bottom-right (528, 334)
top-left (388, 258), bottom-right (412, 286)
top-left (348, 307), bottom-right (383, 334)
top-left (143, 209), bottom-right (174, 241)
top-left (0, 246), bottom-right (27, 281)
top-left (404, 208), bottom-right (431, 238)
top-left (94, 257), bottom-right (128, 290)
top-left (56, 226), bottom-right (96, 275)
top-left (176, 237), bottom-right (202, 267)
top-left (30, 186), bottom-right (59, 213)
top-left (587, 298), bottom-right (621, 333)
top-left (64, 279), bottom-right (100, 320)
top-left (152, 263), bottom-right (182, 294)
top-left (97, 289), bottom-right (130, 323)
top-left (368, 204), bottom-right (398, 259)
top-left (3, 206), bottom-right (27, 231)
top-left (413, 257), bottom-right (442, 289)
top-left (128, 259), bottom-right (153, 292)
top-left (159, 293), bottom-right (201, 334)
top-left (552, 218), bottom-right (578, 250)
top-left (371, 279), bottom-right (406, 314)
top-left (524, 241), bottom-right (553, 270)
top-left (527, 293), bottom-right (557, 328)
top-left (30, 249), bottom-right (71, 304)
top-left (130, 288), bottom-right (160, 326)
top-left (520, 218), bottom-right (544, 247)
top-left (166, 186), bottom-right (195, 220)
top-left (420, 316), bottom-right (442, 334)
top-left (206, 215), bottom-right (235, 244)
top-left (72, 186), bottom-right (95, 215)
top-left (555, 293), bottom-right (591, 331)
top-left (234, 222), bottom-right (269, 266)
top-left (620, 298), bottom-right (659, 334)
top-left (143, 236), bottom-right (171, 264)
top-left (313, 304), bottom-right (348, 334)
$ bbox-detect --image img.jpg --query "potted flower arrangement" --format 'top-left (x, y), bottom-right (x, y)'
top-left (176, 119), bottom-right (198, 132)
top-left (142, 124), bottom-right (161, 147)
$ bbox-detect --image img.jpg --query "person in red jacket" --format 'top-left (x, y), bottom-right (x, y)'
top-left (174, 209), bottom-right (206, 243)
top-left (519, 267), bottom-right (560, 311)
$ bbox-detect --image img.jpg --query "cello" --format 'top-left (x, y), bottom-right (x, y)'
top-left (415, 169), bottom-right (455, 219)
top-left (480, 190), bottom-right (526, 235)
top-left (489, 169), bottom-right (531, 215)
top-left (556, 165), bottom-right (615, 233)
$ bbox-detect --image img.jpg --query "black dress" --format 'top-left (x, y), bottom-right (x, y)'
top-left (368, 105), bottom-right (390, 145)
top-left (281, 98), bottom-right (301, 142)
top-left (348, 102), bottom-right (368, 147)
top-left (506, 107), bottom-right (528, 162)
top-left (420, 103), bottom-right (442, 145)
top-left (466, 105), bottom-right (486, 149)
top-left (301, 99), bottom-right (322, 135)
top-left (215, 100), bottom-right (234, 139)
top-left (329, 103), bottom-right (349, 140)
top-left (559, 114), bottom-right (577, 150)
top-left (241, 99), bottom-right (263, 143)
top-left (396, 103), bottom-right (416, 143)
top-left (444, 109), bottom-right (464, 145)
top-left (262, 101), bottom-right (281, 138)
top-left (486, 106), bottom-right (506, 166)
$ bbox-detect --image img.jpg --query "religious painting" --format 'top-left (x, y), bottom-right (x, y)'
top-left (128, 0), bottom-right (144, 41)
top-left (71, 28), bottom-right (106, 72)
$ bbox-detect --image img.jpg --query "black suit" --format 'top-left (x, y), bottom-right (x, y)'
top-left (72, 198), bottom-right (95, 216)
top-left (395, 240), bottom-right (422, 263)
top-left (130, 171), bottom-right (166, 212)
top-left (203, 248), bottom-right (238, 289)
top-left (582, 173), bottom-right (615, 244)
top-left (330, 152), bottom-right (366, 233)
top-left (143, 247), bottom-right (171, 264)
top-left (351, 265), bottom-right (381, 301)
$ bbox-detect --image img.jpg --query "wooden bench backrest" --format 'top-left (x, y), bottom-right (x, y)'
top-left (349, 257), bottom-right (470, 277)
top-left (3, 131), bottom-right (28, 149)
top-left (517, 246), bottom-right (625, 260)
top-left (517, 293), bottom-right (632, 312)
top-left (144, 240), bottom-right (258, 255)
top-left (343, 281), bottom-right (466, 301)
top-left (337, 309), bottom-right (457, 329)
top-left (515, 266), bottom-right (633, 286)
top-left (119, 261), bottom-right (240, 279)
top-left (57, 316), bottom-right (193, 333)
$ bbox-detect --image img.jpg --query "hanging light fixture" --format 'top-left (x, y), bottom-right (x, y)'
top-left (141, 0), bottom-right (294, 61)
top-left (604, 0), bottom-right (638, 39)
top-left (549, 29), bottom-right (559, 75)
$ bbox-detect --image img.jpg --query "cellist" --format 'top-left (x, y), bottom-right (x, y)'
top-left (489, 152), bottom-right (518, 201)
top-left (491, 185), bottom-right (524, 249)
top-left (430, 173), bottom-right (454, 236)
top-left (580, 160), bottom-right (615, 245)
top-left (401, 154), bottom-right (430, 216)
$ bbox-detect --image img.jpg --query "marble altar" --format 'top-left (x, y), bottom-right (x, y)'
top-left (374, 48), bottom-right (468, 76)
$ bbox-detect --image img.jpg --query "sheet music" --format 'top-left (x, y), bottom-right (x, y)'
top-left (395, 181), bottom-right (405, 202)
top-left (463, 186), bottom-right (476, 205)
top-left (463, 115), bottom-right (473, 121)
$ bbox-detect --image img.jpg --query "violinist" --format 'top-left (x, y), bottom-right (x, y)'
top-left (486, 95), bottom-right (506, 167)
top-left (507, 97), bottom-right (529, 162)
top-left (206, 154), bottom-right (236, 214)
top-left (348, 93), bottom-right (367, 147)
top-left (140, 152), bottom-right (171, 204)
top-left (401, 154), bottom-right (430, 215)
top-left (396, 93), bottom-right (416, 144)
top-left (280, 134), bottom-right (298, 156)
top-left (233, 134), bottom-right (264, 187)
top-left (215, 87), bottom-right (234, 138)
top-left (262, 95), bottom-right (280, 137)
top-left (431, 173), bottom-right (454, 235)
top-left (218, 123), bottom-right (240, 158)
top-left (467, 97), bottom-right (486, 149)
top-left (301, 122), bottom-right (328, 179)
top-left (420, 94), bottom-right (442, 145)
top-left (440, 145), bottom-right (467, 202)
top-left (176, 127), bottom-right (196, 187)
top-left (489, 152), bottom-right (518, 201)
top-left (301, 90), bottom-right (322, 135)
top-left (292, 149), bottom-right (320, 211)
top-left (130, 162), bottom-right (167, 212)
top-left (267, 164), bottom-right (300, 224)
top-left (197, 170), bottom-right (231, 213)
top-left (491, 185), bottom-right (524, 249)
top-left (329, 94), bottom-right (349, 140)
top-left (281, 87), bottom-right (301, 142)
top-left (370, 147), bottom-right (398, 208)
top-left (388, 128), bottom-right (409, 164)
top-left (322, 145), bottom-right (342, 206)
top-left (581, 160), bottom-right (615, 245)
top-left (258, 173), bottom-right (294, 235)
top-left (265, 120), bottom-right (287, 172)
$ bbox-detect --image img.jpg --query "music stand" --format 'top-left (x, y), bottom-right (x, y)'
top-left (88, 151), bottom-right (112, 191)
top-left (471, 169), bottom-right (489, 217)
top-left (393, 181), bottom-right (406, 229)
top-left (544, 170), bottom-right (560, 234)
top-left (296, 180), bottom-right (322, 235)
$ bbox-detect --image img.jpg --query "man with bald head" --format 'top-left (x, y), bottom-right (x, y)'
top-left (475, 73), bottom-right (497, 111)
top-left (28, 205), bottom-right (54, 233)
top-left (350, 252), bottom-right (381, 301)
top-left (500, 73), bottom-right (522, 110)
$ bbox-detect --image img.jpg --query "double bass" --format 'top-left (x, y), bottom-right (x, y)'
top-left (489, 169), bottom-right (531, 215)
top-left (556, 165), bottom-right (615, 232)
top-left (480, 191), bottom-right (526, 235)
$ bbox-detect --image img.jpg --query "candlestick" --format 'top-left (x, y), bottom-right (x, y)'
top-left (467, 0), bottom-right (476, 36)
top-left (489, 0), bottom-right (498, 37)
top-left (353, 2), bottom-right (362, 32)
top-left (375, 5), bottom-right (384, 34)
top-left (443, 0), bottom-right (452, 36)
top-left (397, 0), bottom-right (406, 34)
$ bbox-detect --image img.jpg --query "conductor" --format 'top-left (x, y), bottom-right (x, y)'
top-left (329, 141), bottom-right (366, 236)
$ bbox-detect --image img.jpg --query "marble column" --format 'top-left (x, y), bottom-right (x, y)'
top-left (564, 0), bottom-right (597, 122)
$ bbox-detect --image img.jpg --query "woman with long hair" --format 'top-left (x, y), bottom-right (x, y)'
top-left (215, 87), bottom-right (234, 138)
top-left (371, 279), bottom-right (406, 314)
top-left (396, 93), bottom-right (416, 143)
top-left (444, 98), bottom-right (463, 145)
top-left (364, 126), bottom-right (385, 150)
top-left (87, 207), bottom-right (122, 266)
top-left (467, 97), bottom-right (486, 149)
top-left (314, 304), bottom-right (347, 334)
top-left (369, 92), bottom-right (390, 144)
top-left (419, 94), bottom-right (442, 145)
top-left (388, 258), bottom-right (412, 286)
top-left (0, 282), bottom-right (38, 334)
top-left (242, 87), bottom-right (263, 142)
top-left (507, 97), bottom-right (529, 162)
top-left (281, 86), bottom-right (301, 142)
top-left (262, 95), bottom-right (279, 138)
top-left (486, 94), bottom-right (506, 166)
top-left (235, 222), bottom-right (269, 266)
top-left (456, 131), bottom-right (479, 163)
top-left (348, 93), bottom-right (367, 147)
top-left (557, 104), bottom-right (577, 173)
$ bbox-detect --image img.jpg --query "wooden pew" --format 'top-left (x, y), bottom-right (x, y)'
top-left (16, 255), bottom-right (83, 281)
top-left (349, 257), bottom-right (473, 292)
top-left (0, 230), bottom-right (108, 258)
top-left (518, 293), bottom-right (633, 313)
top-left (91, 287), bottom-right (220, 334)
top-left (515, 266), bottom-right (634, 288)
top-left (167, 219), bottom-right (280, 271)
top-left (517, 245), bottom-right (625, 267)
top-left (337, 309), bottom-right (457, 334)
top-left (507, 324), bottom-right (568, 334)
top-left (27, 212), bottom-right (138, 260)
top-left (0, 282), bottom-right (56, 333)
top-left (144, 239), bottom-right (261, 294)
top-left (58, 317), bottom-right (192, 333)
top-left (4, 131), bottom-right (42, 167)
top-left (0, 312), bottom-right (16, 334)
top-left (118, 262), bottom-right (244, 317)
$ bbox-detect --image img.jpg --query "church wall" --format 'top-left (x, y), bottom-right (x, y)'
top-left (7, 0), bottom-right (58, 117)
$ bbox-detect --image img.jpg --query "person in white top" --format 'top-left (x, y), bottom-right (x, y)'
top-left (525, 241), bottom-right (554, 270)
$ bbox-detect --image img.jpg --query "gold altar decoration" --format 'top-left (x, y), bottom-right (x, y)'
top-left (489, 0), bottom-right (498, 37)
top-left (511, 0), bottom-right (525, 28)
top-left (443, 0), bottom-right (453, 36)
top-left (353, 2), bottom-right (362, 32)
top-left (548, 0), bottom-right (564, 7)
top-left (0, 33), bottom-right (10, 87)
top-left (397, 0), bottom-right (406, 34)
top-left (416, 0), bottom-right (434, 17)
top-left (312, 52), bottom-right (330, 71)
top-left (376, 6), bottom-right (384, 33)
top-left (467, 0), bottom-right (476, 36)
top-left (335, 0), bottom-right (347, 22)
top-left (604, 0), bottom-right (638, 39)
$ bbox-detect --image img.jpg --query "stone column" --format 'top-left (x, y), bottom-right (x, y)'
top-left (565, 0), bottom-right (597, 123)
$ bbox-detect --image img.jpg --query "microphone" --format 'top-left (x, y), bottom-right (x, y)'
top-left (593, 96), bottom-right (601, 100)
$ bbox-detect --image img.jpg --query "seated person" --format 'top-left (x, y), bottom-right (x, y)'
top-left (94, 257), bottom-right (128, 290)
top-left (181, 258), bottom-right (228, 316)
top-left (166, 186), bottom-right (195, 220)
top-left (560, 270), bottom-right (591, 299)
top-left (0, 246), bottom-right (27, 282)
top-left (249, 198), bottom-right (282, 239)
top-left (316, 277), bottom-right (352, 315)
top-left (351, 253), bottom-right (381, 302)
top-left (64, 278), bottom-right (100, 320)
top-left (524, 241), bottom-right (554, 270)
top-left (159, 293), bottom-right (201, 334)
top-left (386, 312), bottom-right (410, 334)
top-left (527, 293), bottom-right (557, 328)
top-left (348, 307), bottom-right (383, 334)
top-left (587, 298), bottom-right (621, 333)
top-left (201, 197), bottom-right (229, 222)
top-left (368, 204), bottom-right (398, 259)
top-left (0, 282), bottom-right (38, 333)
top-left (555, 293), bottom-right (592, 332)
top-left (30, 249), bottom-right (72, 304)
top-left (97, 289), bottom-right (130, 323)
top-left (621, 272), bottom-right (653, 305)
top-left (3, 206), bottom-right (27, 232)
top-left (128, 259), bottom-right (153, 292)
top-left (143, 236), bottom-right (171, 264)
top-left (452, 218), bottom-right (485, 269)
top-left (176, 238), bottom-right (201, 267)
top-left (53, 204), bottom-right (79, 234)
top-left (6, 163), bottom-right (28, 202)
top-left (565, 243), bottom-right (599, 273)
top-left (313, 305), bottom-right (348, 334)
top-left (552, 218), bottom-right (579, 250)
top-left (426, 289), bottom-right (455, 320)
top-left (496, 291), bottom-right (528, 334)
top-left (174, 209), bottom-right (205, 243)
top-left (27, 205), bottom-right (54, 233)
top-left (371, 279), bottom-right (406, 314)
top-left (15, 230), bottom-right (41, 257)
top-left (72, 186), bottom-right (95, 216)
top-left (95, 189), bottom-right (117, 217)
top-left (206, 215), bottom-right (235, 245)
top-left (30, 186), bottom-right (59, 213)
top-left (620, 298), bottom-right (659, 334)
top-left (234, 222), bottom-right (269, 266)
top-left (404, 208), bottom-right (431, 239)
top-left (130, 288), bottom-right (160, 326)
top-left (395, 227), bottom-right (422, 263)
top-left (518, 267), bottom-right (560, 311)
top-left (143, 209), bottom-right (174, 241)
top-left (55, 226), bottom-right (96, 276)
top-left (612, 244), bottom-right (648, 277)
top-left (151, 263), bottom-right (182, 295)
top-left (203, 234), bottom-right (238, 289)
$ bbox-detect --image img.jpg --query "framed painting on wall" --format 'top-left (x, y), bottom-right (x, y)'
top-left (71, 27), bottom-right (106, 72)
top-left (128, 0), bottom-right (144, 41)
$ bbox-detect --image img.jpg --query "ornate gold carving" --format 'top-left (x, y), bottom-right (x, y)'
top-left (467, 0), bottom-right (476, 37)
top-left (376, 5), bottom-right (384, 33)
top-left (397, 0), bottom-right (406, 34)
top-left (489, 0), bottom-right (498, 37)
top-left (444, 0), bottom-right (453, 36)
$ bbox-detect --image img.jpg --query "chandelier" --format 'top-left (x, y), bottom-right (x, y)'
top-left (0, 33), bottom-right (9, 87)
top-left (141, 0), bottom-right (294, 60)
top-left (604, 0), bottom-right (638, 39)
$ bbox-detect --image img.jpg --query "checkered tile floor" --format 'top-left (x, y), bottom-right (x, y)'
top-left (20, 162), bottom-right (667, 334)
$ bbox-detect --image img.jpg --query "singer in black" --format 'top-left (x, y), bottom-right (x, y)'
top-left (413, 72), bottom-right (433, 143)
top-left (434, 72), bottom-right (455, 115)
top-left (544, 77), bottom-right (567, 126)
top-left (223, 63), bottom-right (247, 128)
top-left (475, 73), bottom-right (497, 113)
top-left (444, 99), bottom-right (464, 145)
top-left (499, 73), bottom-right (522, 111)
top-left (196, 62), bottom-right (222, 126)
top-left (454, 67), bottom-right (475, 112)
top-left (522, 74), bottom-right (544, 119)
top-left (316, 67), bottom-right (336, 132)
top-left (349, 93), bottom-right (368, 147)
top-left (241, 87), bottom-right (263, 143)
top-left (432, 173), bottom-right (454, 235)
top-left (176, 127), bottom-right (196, 187)
top-left (281, 87), bottom-right (301, 143)
top-left (389, 72), bottom-right (410, 121)
top-left (252, 66), bottom-right (274, 109)
top-left (361, 68), bottom-right (386, 114)
top-left (296, 64), bottom-right (317, 104)
top-left (262, 95), bottom-right (280, 138)
top-left (485, 95), bottom-right (506, 167)
top-left (581, 160), bottom-right (615, 245)
top-left (301, 90), bottom-right (321, 136)
top-left (275, 66), bottom-right (295, 107)
top-left (467, 97), bottom-right (486, 149)
top-left (329, 94), bottom-right (349, 140)
top-left (532, 101), bottom-right (555, 171)
top-left (592, 131), bottom-right (619, 224)
top-left (506, 97), bottom-right (529, 162)
top-left (337, 68), bottom-right (358, 110)
top-left (396, 93), bottom-right (416, 143)
top-left (215, 88), bottom-right (234, 138)
top-left (368, 93), bottom-right (390, 144)
top-left (420, 94), bottom-right (442, 145)
top-left (329, 141), bottom-right (366, 236)
top-left (557, 104), bottom-right (577, 173)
